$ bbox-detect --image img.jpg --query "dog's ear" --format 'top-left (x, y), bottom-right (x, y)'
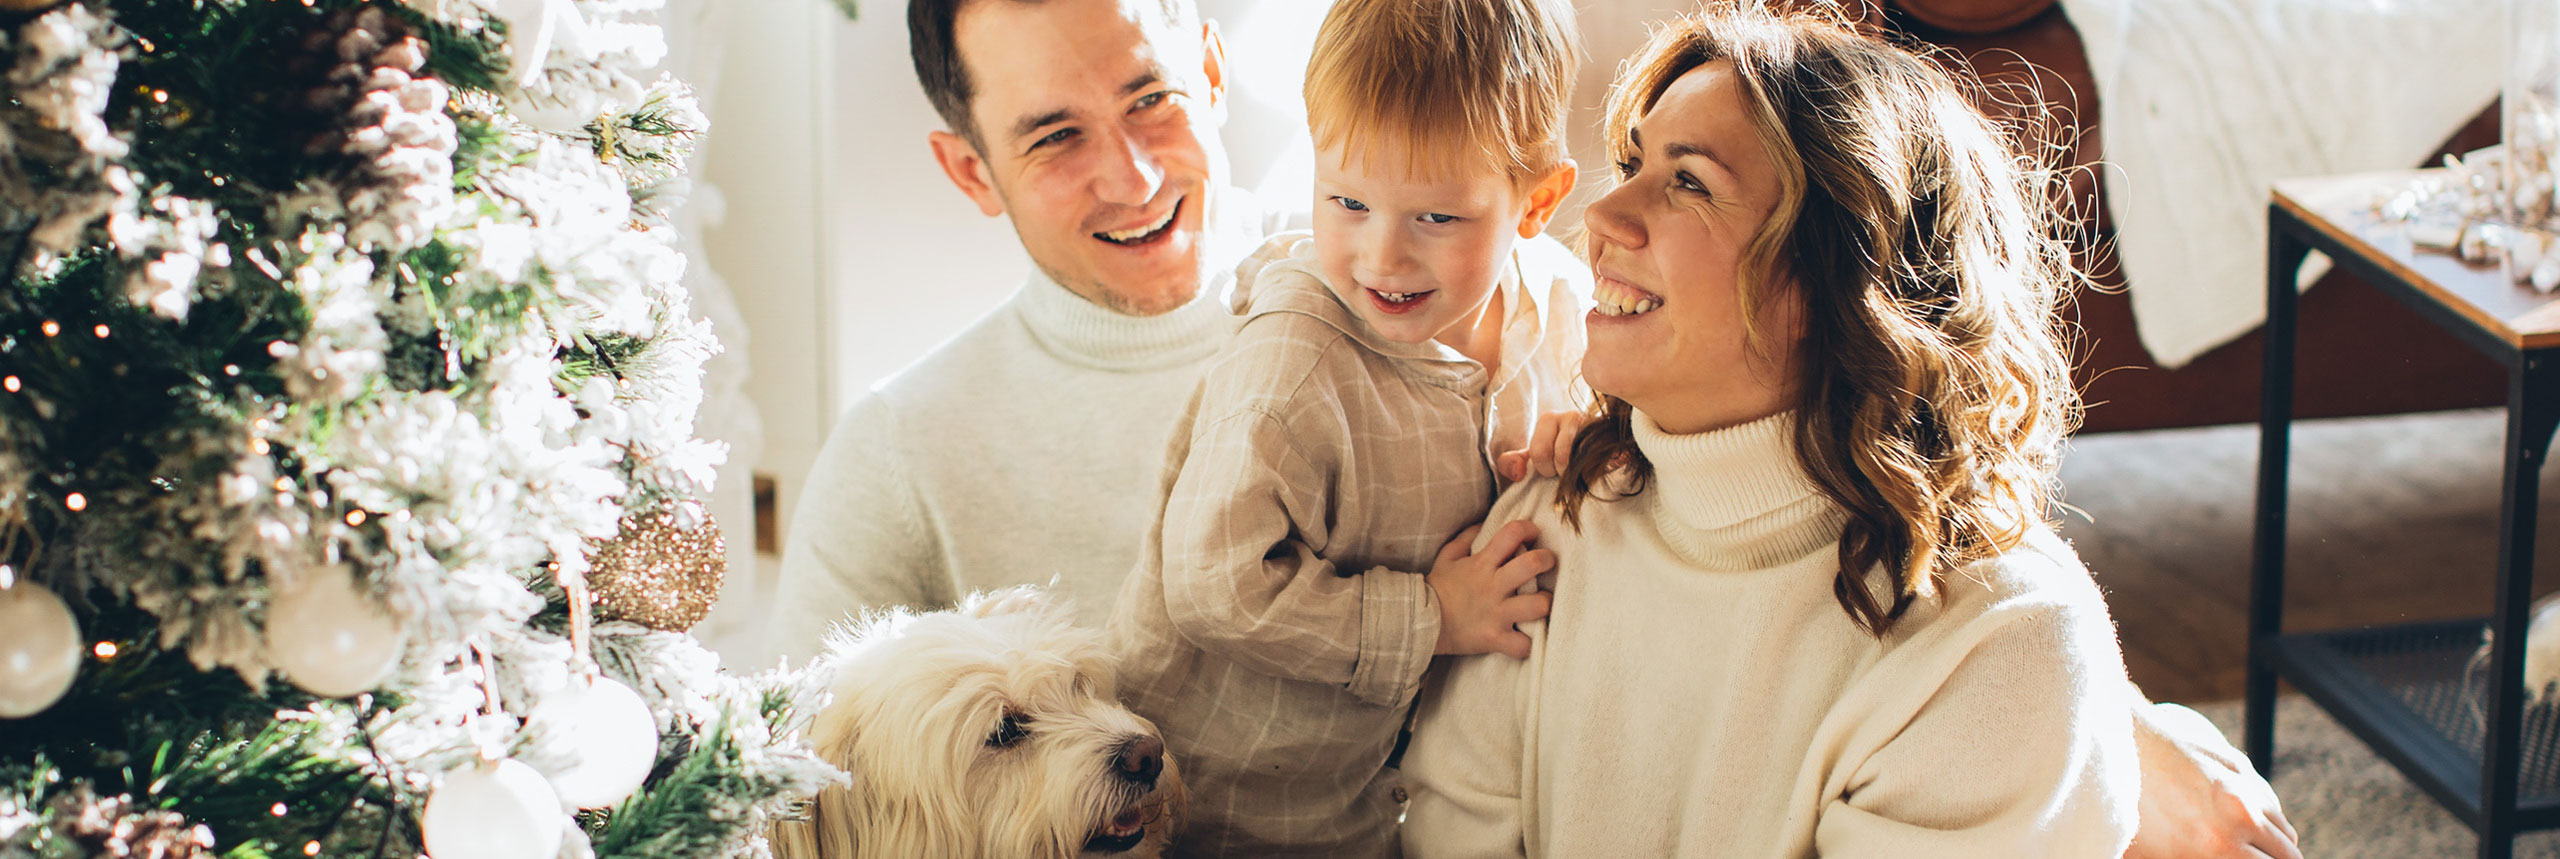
top-left (959, 584), bottom-right (1067, 620)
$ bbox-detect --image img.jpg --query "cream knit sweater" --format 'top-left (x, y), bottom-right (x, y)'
top-left (1400, 411), bottom-right (2140, 858)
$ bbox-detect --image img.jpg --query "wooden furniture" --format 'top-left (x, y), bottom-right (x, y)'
top-left (2248, 170), bottom-right (2560, 859)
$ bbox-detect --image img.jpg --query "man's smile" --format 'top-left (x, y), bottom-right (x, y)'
top-left (1094, 197), bottom-right (1184, 246)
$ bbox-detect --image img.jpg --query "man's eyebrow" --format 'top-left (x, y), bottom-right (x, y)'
top-left (1004, 69), bottom-right (1168, 143)
top-left (1009, 108), bottom-right (1073, 143)
top-left (1119, 68), bottom-right (1164, 97)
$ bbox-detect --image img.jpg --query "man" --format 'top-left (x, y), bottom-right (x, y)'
top-left (769, 0), bottom-right (1272, 647)
top-left (769, 1), bottom-right (2297, 856)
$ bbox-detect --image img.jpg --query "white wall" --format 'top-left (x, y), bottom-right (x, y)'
top-left (688, 0), bottom-right (838, 664)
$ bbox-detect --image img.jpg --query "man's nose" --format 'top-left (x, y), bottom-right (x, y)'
top-left (1093, 128), bottom-right (1165, 206)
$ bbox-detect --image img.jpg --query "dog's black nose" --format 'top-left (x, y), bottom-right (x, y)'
top-left (1116, 735), bottom-right (1164, 787)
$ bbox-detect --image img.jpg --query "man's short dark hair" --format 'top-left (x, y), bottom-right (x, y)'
top-left (908, 0), bottom-right (1197, 151)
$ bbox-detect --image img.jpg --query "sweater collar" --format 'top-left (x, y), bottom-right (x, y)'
top-left (1633, 409), bottom-right (1843, 569)
top-left (1014, 265), bottom-right (1236, 370)
top-left (1011, 188), bottom-right (1265, 371)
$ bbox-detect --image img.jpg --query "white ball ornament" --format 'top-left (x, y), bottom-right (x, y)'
top-left (0, 576), bottom-right (81, 718)
top-left (422, 758), bottom-right (565, 859)
top-left (543, 674), bottom-right (660, 808)
top-left (264, 566), bottom-right (405, 698)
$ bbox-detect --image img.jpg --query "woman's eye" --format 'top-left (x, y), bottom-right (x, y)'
top-left (1333, 196), bottom-right (1369, 213)
top-left (1615, 158), bottom-right (1640, 178)
top-left (1674, 171), bottom-right (1706, 195)
top-left (987, 713), bottom-right (1029, 748)
top-left (1419, 213), bottom-right (1459, 225)
top-left (1133, 91), bottom-right (1168, 111)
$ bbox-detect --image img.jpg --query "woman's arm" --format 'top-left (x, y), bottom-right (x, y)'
top-left (2126, 697), bottom-right (2301, 859)
top-left (1814, 597), bottom-right (2141, 857)
top-left (1401, 636), bottom-right (1538, 859)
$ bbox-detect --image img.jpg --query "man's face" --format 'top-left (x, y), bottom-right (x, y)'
top-left (931, 0), bottom-right (1229, 317)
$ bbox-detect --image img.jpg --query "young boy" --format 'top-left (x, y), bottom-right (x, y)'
top-left (1105, 0), bottom-right (1585, 854)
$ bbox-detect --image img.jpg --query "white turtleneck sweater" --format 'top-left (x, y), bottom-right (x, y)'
top-left (767, 197), bottom-right (1285, 660)
top-left (1399, 411), bottom-right (2141, 858)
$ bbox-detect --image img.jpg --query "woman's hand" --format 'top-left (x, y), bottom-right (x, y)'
top-left (1426, 520), bottom-right (1555, 659)
top-left (1496, 410), bottom-right (1590, 483)
top-left (2125, 702), bottom-right (2301, 859)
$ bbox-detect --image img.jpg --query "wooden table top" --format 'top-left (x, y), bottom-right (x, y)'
top-left (2274, 169), bottom-right (2560, 351)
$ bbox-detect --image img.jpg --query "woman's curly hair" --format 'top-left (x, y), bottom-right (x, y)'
top-left (1556, 2), bottom-right (2083, 637)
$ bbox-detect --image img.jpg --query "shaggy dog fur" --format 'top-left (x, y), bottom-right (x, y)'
top-left (772, 587), bottom-right (1181, 859)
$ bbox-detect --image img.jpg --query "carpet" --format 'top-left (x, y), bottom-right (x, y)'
top-left (2193, 696), bottom-right (2560, 857)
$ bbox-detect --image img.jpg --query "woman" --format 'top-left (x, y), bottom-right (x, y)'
top-left (1401, 6), bottom-right (2139, 856)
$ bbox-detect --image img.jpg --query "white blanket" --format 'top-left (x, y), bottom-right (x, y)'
top-left (2063, 0), bottom-right (2503, 367)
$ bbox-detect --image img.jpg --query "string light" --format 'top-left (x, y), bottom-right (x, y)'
top-left (3, 376), bottom-right (17, 392)
top-left (251, 438), bottom-right (271, 455)
top-left (151, 89), bottom-right (168, 104)
top-left (346, 510), bottom-right (368, 527)
top-left (224, 364), bottom-right (241, 376)
top-left (303, 842), bottom-right (320, 857)
top-left (92, 324), bottom-right (109, 338)
top-left (63, 493), bottom-right (85, 512)
top-left (270, 802), bottom-right (288, 817)
top-left (93, 642), bottom-right (117, 659)
top-left (40, 321), bottom-right (58, 337)
top-left (274, 477), bottom-right (293, 492)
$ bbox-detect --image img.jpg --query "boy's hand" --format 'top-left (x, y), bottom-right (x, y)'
top-left (1496, 410), bottom-right (1590, 483)
top-left (1427, 519), bottom-right (1556, 659)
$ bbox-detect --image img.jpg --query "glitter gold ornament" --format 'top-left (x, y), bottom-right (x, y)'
top-left (585, 502), bottom-right (724, 632)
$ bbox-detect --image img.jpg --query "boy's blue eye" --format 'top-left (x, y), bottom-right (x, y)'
top-left (1419, 213), bottom-right (1459, 225)
top-left (1134, 91), bottom-right (1168, 111)
top-left (1333, 196), bottom-right (1368, 212)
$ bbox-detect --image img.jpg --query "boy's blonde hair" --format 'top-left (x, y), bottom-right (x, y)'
top-left (1303, 0), bottom-right (1579, 187)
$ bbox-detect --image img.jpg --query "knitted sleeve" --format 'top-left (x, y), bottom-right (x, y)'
top-left (766, 393), bottom-right (953, 664)
top-left (1157, 407), bottom-right (1440, 708)
top-left (1812, 593), bottom-right (2141, 857)
top-left (1400, 632), bottom-right (1538, 859)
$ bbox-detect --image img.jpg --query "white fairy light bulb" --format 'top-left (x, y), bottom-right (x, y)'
top-left (0, 572), bottom-right (82, 718)
top-left (264, 566), bottom-right (405, 698)
top-left (422, 758), bottom-right (564, 859)
top-left (542, 674), bottom-right (660, 808)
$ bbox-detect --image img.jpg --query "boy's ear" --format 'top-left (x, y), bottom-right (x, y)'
top-left (929, 130), bottom-right (1008, 218)
top-left (1199, 19), bottom-right (1229, 126)
top-left (1517, 158), bottom-right (1578, 239)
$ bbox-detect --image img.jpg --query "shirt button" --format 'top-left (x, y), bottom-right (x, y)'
top-left (1392, 787), bottom-right (1410, 804)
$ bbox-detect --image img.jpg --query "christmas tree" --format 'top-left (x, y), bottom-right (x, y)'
top-left (0, 1), bottom-right (840, 857)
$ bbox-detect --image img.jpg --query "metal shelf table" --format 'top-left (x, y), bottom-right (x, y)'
top-left (2250, 170), bottom-right (2560, 859)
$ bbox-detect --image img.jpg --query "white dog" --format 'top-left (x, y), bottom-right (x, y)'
top-left (773, 587), bottom-right (1182, 859)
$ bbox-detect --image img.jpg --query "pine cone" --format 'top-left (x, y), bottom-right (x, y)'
top-left (44, 787), bottom-right (217, 859)
top-left (280, 6), bottom-right (456, 251)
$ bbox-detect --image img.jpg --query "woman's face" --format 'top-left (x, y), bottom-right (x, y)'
top-left (1581, 61), bottom-right (1801, 435)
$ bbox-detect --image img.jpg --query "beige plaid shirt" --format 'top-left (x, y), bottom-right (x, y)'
top-left (1108, 232), bottom-right (1588, 857)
